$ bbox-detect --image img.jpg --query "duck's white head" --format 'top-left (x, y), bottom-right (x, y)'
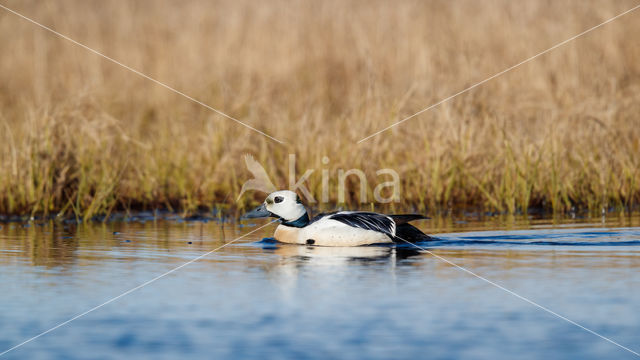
top-left (242, 190), bottom-right (308, 224)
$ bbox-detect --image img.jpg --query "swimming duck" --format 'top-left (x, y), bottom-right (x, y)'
top-left (242, 190), bottom-right (433, 246)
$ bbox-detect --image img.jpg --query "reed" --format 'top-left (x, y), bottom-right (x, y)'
top-left (1, 0), bottom-right (639, 219)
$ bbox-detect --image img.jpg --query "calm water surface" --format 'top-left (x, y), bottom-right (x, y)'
top-left (1, 215), bottom-right (640, 359)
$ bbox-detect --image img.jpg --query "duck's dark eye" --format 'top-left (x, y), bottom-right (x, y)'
top-left (274, 196), bottom-right (284, 203)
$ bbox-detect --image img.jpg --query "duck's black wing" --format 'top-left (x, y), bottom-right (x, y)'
top-left (323, 211), bottom-right (396, 238)
top-left (311, 211), bottom-right (433, 243)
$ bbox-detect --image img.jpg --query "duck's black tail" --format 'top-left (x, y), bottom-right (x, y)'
top-left (389, 214), bottom-right (434, 243)
top-left (393, 223), bottom-right (434, 243)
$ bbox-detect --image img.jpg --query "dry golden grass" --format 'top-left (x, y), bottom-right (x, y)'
top-left (0, 0), bottom-right (639, 219)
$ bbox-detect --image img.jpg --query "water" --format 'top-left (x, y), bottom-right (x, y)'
top-left (1, 215), bottom-right (640, 359)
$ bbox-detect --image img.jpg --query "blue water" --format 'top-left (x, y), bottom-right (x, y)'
top-left (1, 217), bottom-right (639, 359)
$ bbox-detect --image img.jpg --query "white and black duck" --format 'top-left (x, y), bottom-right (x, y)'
top-left (242, 190), bottom-right (433, 246)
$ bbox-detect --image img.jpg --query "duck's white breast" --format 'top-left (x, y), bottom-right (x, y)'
top-left (274, 225), bottom-right (301, 244)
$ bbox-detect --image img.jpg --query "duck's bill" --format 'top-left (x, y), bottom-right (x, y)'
top-left (241, 203), bottom-right (272, 219)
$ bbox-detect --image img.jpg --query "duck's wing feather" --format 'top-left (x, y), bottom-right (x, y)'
top-left (325, 211), bottom-right (395, 238)
top-left (310, 211), bottom-right (433, 243)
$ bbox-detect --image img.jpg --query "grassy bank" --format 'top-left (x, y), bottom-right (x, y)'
top-left (1, 0), bottom-right (639, 219)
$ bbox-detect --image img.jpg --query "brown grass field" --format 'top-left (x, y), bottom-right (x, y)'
top-left (0, 0), bottom-right (639, 219)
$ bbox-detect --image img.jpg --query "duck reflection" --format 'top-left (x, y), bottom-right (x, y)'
top-left (259, 238), bottom-right (424, 266)
top-left (256, 238), bottom-right (425, 297)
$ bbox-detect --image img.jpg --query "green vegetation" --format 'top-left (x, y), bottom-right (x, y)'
top-left (0, 0), bottom-right (639, 219)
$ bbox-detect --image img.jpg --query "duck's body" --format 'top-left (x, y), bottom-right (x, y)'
top-left (276, 220), bottom-right (388, 246)
top-left (243, 191), bottom-right (433, 247)
top-left (275, 212), bottom-right (393, 246)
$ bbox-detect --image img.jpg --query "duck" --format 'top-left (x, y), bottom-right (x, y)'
top-left (242, 190), bottom-right (433, 246)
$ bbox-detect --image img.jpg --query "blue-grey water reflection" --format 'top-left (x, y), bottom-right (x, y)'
top-left (1, 216), bottom-right (639, 359)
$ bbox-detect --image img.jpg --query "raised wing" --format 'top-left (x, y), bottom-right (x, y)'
top-left (327, 212), bottom-right (395, 237)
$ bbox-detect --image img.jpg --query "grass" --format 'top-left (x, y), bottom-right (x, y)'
top-left (0, 0), bottom-right (639, 219)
